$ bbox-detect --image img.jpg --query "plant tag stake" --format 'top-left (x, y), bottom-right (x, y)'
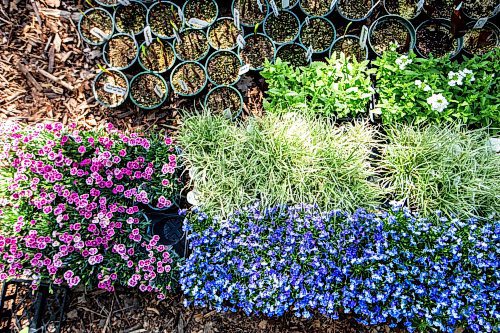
top-left (305, 16), bottom-right (310, 25)
top-left (306, 45), bottom-right (313, 61)
top-left (234, 8), bottom-right (241, 29)
top-left (454, 1), bottom-right (462, 11)
top-left (144, 26), bottom-right (153, 46)
top-left (90, 27), bottom-right (109, 41)
top-left (179, 80), bottom-right (189, 92)
top-left (154, 84), bottom-right (164, 98)
top-left (239, 64), bottom-right (251, 75)
top-left (359, 25), bottom-right (369, 48)
top-left (103, 83), bottom-right (126, 96)
top-left (330, 0), bottom-right (338, 10)
top-left (269, 0), bottom-right (279, 16)
top-left (282, 0), bottom-right (289, 9)
top-left (416, 0), bottom-right (424, 11)
top-left (117, 0), bottom-right (130, 6)
top-left (256, 0), bottom-right (264, 13)
top-left (473, 17), bottom-right (488, 29)
top-left (188, 18), bottom-right (210, 28)
top-left (223, 108), bottom-right (233, 119)
top-left (366, 0), bottom-right (381, 16)
top-left (237, 34), bottom-right (246, 49)
top-left (178, 7), bottom-right (184, 21)
top-left (174, 29), bottom-right (182, 43)
top-left (494, 4), bottom-right (500, 17)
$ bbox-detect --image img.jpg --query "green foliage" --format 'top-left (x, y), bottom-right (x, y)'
top-left (380, 124), bottom-right (500, 217)
top-left (374, 48), bottom-right (500, 127)
top-left (261, 52), bottom-right (375, 119)
top-left (178, 111), bottom-right (383, 217)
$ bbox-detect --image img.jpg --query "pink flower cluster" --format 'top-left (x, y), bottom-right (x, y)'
top-left (0, 122), bottom-right (182, 298)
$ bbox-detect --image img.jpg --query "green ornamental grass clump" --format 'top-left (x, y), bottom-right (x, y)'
top-left (374, 48), bottom-right (500, 127)
top-left (179, 111), bottom-right (383, 218)
top-left (380, 124), bottom-right (500, 217)
top-left (261, 53), bottom-right (375, 119)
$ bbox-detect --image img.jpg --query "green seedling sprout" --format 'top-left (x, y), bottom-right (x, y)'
top-left (254, 23), bottom-right (259, 35)
top-left (97, 63), bottom-right (111, 75)
top-left (343, 22), bottom-right (353, 38)
top-left (85, 0), bottom-right (94, 8)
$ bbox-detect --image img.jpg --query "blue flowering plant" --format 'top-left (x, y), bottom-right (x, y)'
top-left (181, 203), bottom-right (499, 333)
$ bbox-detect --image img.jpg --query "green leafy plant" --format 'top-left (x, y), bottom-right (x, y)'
top-left (261, 52), bottom-right (375, 119)
top-left (179, 111), bottom-right (383, 217)
top-left (380, 124), bottom-right (500, 217)
top-left (373, 48), bottom-right (500, 127)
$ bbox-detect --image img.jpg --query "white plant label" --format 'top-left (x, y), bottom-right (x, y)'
top-left (154, 84), bottom-right (164, 98)
top-left (118, 0), bottom-right (130, 6)
top-left (223, 108), bottom-right (233, 119)
top-left (179, 80), bottom-right (189, 92)
top-left (367, 0), bottom-right (381, 16)
top-left (306, 45), bottom-right (313, 61)
top-left (236, 34), bottom-right (246, 49)
top-left (359, 25), bottom-right (369, 48)
top-left (454, 2), bottom-right (462, 11)
top-left (282, 0), bottom-right (289, 9)
top-left (177, 7), bottom-right (184, 21)
top-left (473, 17), bottom-right (488, 29)
top-left (489, 138), bottom-right (500, 153)
top-left (143, 26), bottom-right (153, 46)
top-left (494, 4), bottom-right (500, 17)
top-left (239, 64), bottom-right (250, 75)
top-left (186, 190), bottom-right (200, 206)
top-left (90, 27), bottom-right (109, 41)
top-left (256, 0), bottom-right (264, 13)
top-left (103, 83), bottom-right (126, 96)
top-left (174, 29), bottom-right (182, 43)
top-left (330, 0), bottom-right (338, 10)
top-left (234, 8), bottom-right (241, 29)
top-left (416, 0), bottom-right (424, 11)
top-left (305, 16), bottom-right (310, 25)
top-left (270, 0), bottom-right (279, 16)
top-left (188, 18), bottom-right (210, 28)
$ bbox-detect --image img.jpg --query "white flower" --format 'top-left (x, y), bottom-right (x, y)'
top-left (427, 93), bottom-right (449, 112)
top-left (395, 55), bottom-right (412, 70)
top-left (448, 71), bottom-right (456, 79)
top-left (424, 85), bottom-right (431, 92)
top-left (414, 79), bottom-right (422, 86)
top-left (448, 80), bottom-right (456, 87)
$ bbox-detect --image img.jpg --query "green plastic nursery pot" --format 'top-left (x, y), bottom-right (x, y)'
top-left (299, 0), bottom-right (335, 17)
top-left (173, 29), bottom-right (211, 62)
top-left (336, 0), bottom-right (375, 22)
top-left (207, 17), bottom-right (243, 51)
top-left (299, 16), bottom-right (336, 54)
top-left (206, 50), bottom-right (243, 86)
top-left (113, 0), bottom-right (148, 36)
top-left (146, 1), bottom-right (184, 40)
top-left (78, 8), bottom-right (114, 46)
top-left (263, 9), bottom-right (300, 45)
top-left (182, 0), bottom-right (219, 29)
top-left (170, 61), bottom-right (208, 97)
top-left (103, 33), bottom-right (139, 70)
top-left (204, 85), bottom-right (244, 120)
top-left (415, 19), bottom-right (463, 59)
top-left (276, 42), bottom-right (312, 67)
top-left (368, 15), bottom-right (416, 57)
top-left (232, 0), bottom-right (269, 28)
top-left (329, 35), bottom-right (369, 61)
top-left (238, 33), bottom-right (276, 71)
top-left (463, 21), bottom-right (500, 56)
top-left (383, 0), bottom-right (422, 20)
top-left (129, 72), bottom-right (169, 110)
top-left (138, 40), bottom-right (176, 73)
top-left (94, 0), bottom-right (118, 8)
top-left (92, 69), bottom-right (129, 108)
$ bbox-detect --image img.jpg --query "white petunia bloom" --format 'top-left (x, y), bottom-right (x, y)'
top-left (424, 85), bottom-right (432, 92)
top-left (427, 93), bottom-right (449, 112)
top-left (414, 79), bottom-right (422, 86)
top-left (395, 55), bottom-right (412, 70)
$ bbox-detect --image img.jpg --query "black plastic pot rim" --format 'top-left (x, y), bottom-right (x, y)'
top-left (368, 14), bottom-right (416, 57)
top-left (182, 0), bottom-right (219, 30)
top-left (138, 40), bottom-right (176, 73)
top-left (298, 16), bottom-right (337, 54)
top-left (146, 1), bottom-right (184, 40)
top-left (329, 34), bottom-right (369, 61)
top-left (415, 18), bottom-right (464, 59)
top-left (113, 0), bottom-right (148, 36)
top-left (169, 61), bottom-right (208, 97)
top-left (231, 0), bottom-right (270, 27)
top-left (78, 7), bottom-right (115, 46)
top-left (129, 72), bottom-right (169, 110)
top-left (336, 0), bottom-right (375, 22)
top-left (103, 33), bottom-right (139, 71)
top-left (237, 32), bottom-right (277, 71)
top-left (263, 9), bottom-right (301, 45)
top-left (205, 50), bottom-right (243, 86)
top-left (204, 85), bottom-right (244, 120)
top-left (92, 69), bottom-right (130, 108)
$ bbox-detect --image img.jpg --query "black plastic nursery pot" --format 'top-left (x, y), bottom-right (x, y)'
top-left (299, 16), bottom-right (336, 54)
top-left (113, 0), bottom-right (148, 36)
top-left (205, 85), bottom-right (244, 120)
top-left (103, 33), bottom-right (139, 70)
top-left (206, 50), bottom-right (243, 86)
top-left (92, 69), bottom-right (129, 108)
top-left (276, 42), bottom-right (312, 67)
top-left (207, 17), bottom-right (242, 51)
top-left (173, 28), bottom-right (211, 62)
top-left (423, 0), bottom-right (453, 20)
top-left (146, 1), bottom-right (184, 40)
top-left (368, 15), bottom-right (416, 57)
top-left (415, 19), bottom-right (463, 59)
top-left (78, 8), bottom-right (114, 46)
top-left (299, 0), bottom-right (335, 17)
top-left (463, 21), bottom-right (500, 56)
top-left (232, 0), bottom-right (269, 28)
top-left (129, 72), bottom-right (169, 110)
top-left (183, 0), bottom-right (219, 29)
top-left (170, 61), bottom-right (208, 97)
top-left (330, 35), bottom-right (369, 62)
top-left (383, 0), bottom-right (422, 20)
top-left (462, 0), bottom-right (498, 20)
top-left (238, 32), bottom-right (276, 71)
top-left (149, 213), bottom-right (188, 258)
top-left (263, 9), bottom-right (300, 45)
top-left (336, 0), bottom-right (375, 22)
top-left (138, 39), bottom-right (176, 73)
